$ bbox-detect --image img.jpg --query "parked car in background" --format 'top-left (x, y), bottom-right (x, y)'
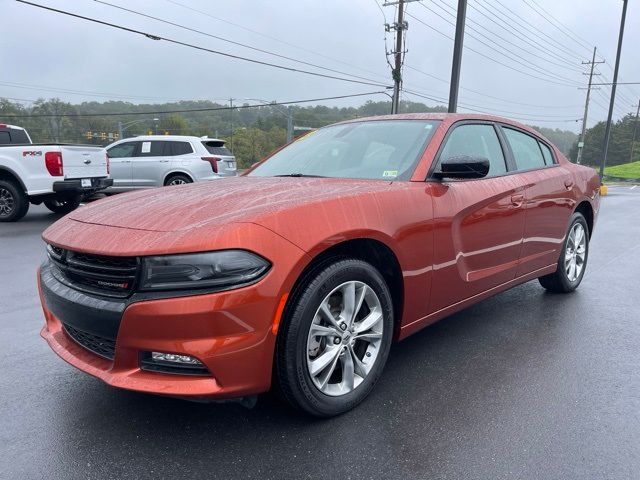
top-left (39, 113), bottom-right (600, 417)
top-left (0, 123), bottom-right (112, 222)
top-left (104, 136), bottom-right (237, 191)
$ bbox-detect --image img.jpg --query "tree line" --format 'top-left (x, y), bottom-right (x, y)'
top-left (0, 97), bottom-right (604, 169)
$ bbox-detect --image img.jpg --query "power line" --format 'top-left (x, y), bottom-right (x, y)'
top-left (404, 11), bottom-right (580, 88)
top-left (1, 90), bottom-right (391, 118)
top-left (15, 0), bottom-right (390, 89)
top-left (467, 0), bottom-right (589, 70)
top-left (163, 0), bottom-right (392, 83)
top-left (404, 90), bottom-right (579, 124)
top-left (416, 2), bottom-right (582, 86)
top-left (431, 0), bottom-right (585, 74)
top-left (93, 0), bottom-right (386, 86)
top-left (0, 79), bottom-right (230, 102)
top-left (403, 65), bottom-right (581, 109)
top-left (477, 0), bottom-right (590, 63)
top-left (521, 0), bottom-right (594, 56)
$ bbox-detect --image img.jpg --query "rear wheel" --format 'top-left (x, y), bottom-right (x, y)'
top-left (43, 194), bottom-right (82, 214)
top-left (164, 174), bottom-right (192, 186)
top-left (0, 179), bottom-right (29, 222)
top-left (276, 258), bottom-right (394, 417)
top-left (539, 212), bottom-right (589, 293)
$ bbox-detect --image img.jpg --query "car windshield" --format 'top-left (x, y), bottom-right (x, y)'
top-left (249, 120), bottom-right (439, 181)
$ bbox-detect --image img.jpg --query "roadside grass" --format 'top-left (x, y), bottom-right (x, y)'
top-left (604, 161), bottom-right (640, 179)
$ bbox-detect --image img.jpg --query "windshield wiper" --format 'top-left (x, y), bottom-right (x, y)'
top-left (274, 173), bottom-right (326, 178)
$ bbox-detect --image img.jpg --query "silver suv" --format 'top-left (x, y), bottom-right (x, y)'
top-left (105, 136), bottom-right (237, 191)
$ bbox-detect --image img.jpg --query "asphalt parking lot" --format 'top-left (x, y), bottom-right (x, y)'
top-left (1, 186), bottom-right (639, 480)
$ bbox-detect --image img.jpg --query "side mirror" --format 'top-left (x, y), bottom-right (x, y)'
top-left (435, 155), bottom-right (490, 179)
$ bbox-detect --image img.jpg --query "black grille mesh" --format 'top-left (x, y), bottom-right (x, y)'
top-left (63, 324), bottom-right (116, 360)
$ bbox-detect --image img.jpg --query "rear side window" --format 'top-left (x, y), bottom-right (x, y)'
top-left (202, 141), bottom-right (232, 156)
top-left (137, 141), bottom-right (169, 157)
top-left (539, 142), bottom-right (555, 165)
top-left (0, 129), bottom-right (29, 144)
top-left (436, 124), bottom-right (507, 178)
top-left (503, 128), bottom-right (546, 171)
top-left (107, 141), bottom-right (138, 158)
top-left (169, 141), bottom-right (193, 156)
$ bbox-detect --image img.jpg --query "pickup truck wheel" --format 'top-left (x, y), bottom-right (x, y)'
top-left (44, 195), bottom-right (82, 214)
top-left (276, 258), bottom-right (394, 417)
top-left (0, 179), bottom-right (29, 222)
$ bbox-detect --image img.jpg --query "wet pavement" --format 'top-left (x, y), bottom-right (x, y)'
top-left (1, 186), bottom-right (639, 479)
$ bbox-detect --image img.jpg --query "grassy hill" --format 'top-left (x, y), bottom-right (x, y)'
top-left (604, 161), bottom-right (640, 179)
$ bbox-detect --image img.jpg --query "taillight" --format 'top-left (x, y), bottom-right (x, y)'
top-left (106, 153), bottom-right (110, 175)
top-left (201, 156), bottom-right (219, 174)
top-left (45, 151), bottom-right (64, 176)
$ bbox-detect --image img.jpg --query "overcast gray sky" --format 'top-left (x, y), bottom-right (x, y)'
top-left (2, 0), bottom-right (638, 131)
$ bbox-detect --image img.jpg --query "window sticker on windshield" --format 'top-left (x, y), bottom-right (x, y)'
top-left (141, 141), bottom-right (151, 153)
top-left (382, 170), bottom-right (398, 178)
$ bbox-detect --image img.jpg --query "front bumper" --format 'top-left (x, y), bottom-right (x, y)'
top-left (38, 263), bottom-right (283, 400)
top-left (53, 177), bottom-right (113, 193)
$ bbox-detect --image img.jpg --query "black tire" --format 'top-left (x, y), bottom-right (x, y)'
top-left (164, 174), bottom-right (192, 186)
top-left (43, 194), bottom-right (82, 214)
top-left (539, 212), bottom-right (589, 293)
top-left (0, 179), bottom-right (29, 222)
top-left (276, 258), bottom-right (394, 417)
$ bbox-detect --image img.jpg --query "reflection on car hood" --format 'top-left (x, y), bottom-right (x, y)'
top-left (68, 176), bottom-right (391, 232)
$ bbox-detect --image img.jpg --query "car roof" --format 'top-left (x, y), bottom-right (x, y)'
top-left (335, 113), bottom-right (551, 144)
top-left (122, 135), bottom-right (225, 143)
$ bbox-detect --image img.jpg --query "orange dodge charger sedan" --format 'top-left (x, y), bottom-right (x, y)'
top-left (39, 114), bottom-right (600, 416)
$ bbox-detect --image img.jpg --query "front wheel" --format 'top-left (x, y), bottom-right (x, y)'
top-left (539, 212), bottom-right (589, 293)
top-left (276, 258), bottom-right (394, 417)
top-left (44, 194), bottom-right (82, 214)
top-left (0, 179), bottom-right (29, 222)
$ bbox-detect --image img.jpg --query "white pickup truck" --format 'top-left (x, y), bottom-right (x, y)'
top-left (0, 124), bottom-right (113, 222)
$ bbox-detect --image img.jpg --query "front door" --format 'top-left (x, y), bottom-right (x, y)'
top-left (428, 122), bottom-right (527, 312)
top-left (131, 140), bottom-right (171, 188)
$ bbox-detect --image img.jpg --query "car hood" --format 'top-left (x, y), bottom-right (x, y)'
top-left (68, 176), bottom-right (392, 233)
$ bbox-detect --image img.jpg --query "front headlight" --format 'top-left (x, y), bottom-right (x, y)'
top-left (139, 250), bottom-right (270, 292)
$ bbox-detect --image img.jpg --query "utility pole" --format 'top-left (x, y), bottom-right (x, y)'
top-left (448, 0), bottom-right (467, 113)
top-left (118, 121), bottom-right (123, 140)
top-left (286, 106), bottom-right (293, 143)
top-left (382, 1), bottom-right (420, 114)
top-left (629, 99), bottom-right (640, 163)
top-left (600, 0), bottom-right (628, 179)
top-left (384, 0), bottom-right (407, 114)
top-left (576, 47), bottom-right (604, 164)
top-left (229, 98), bottom-right (234, 153)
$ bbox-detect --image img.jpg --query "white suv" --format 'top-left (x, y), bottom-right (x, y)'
top-left (105, 135), bottom-right (237, 191)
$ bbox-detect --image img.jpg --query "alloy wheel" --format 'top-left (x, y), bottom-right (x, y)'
top-left (169, 179), bottom-right (187, 185)
top-left (565, 222), bottom-right (587, 282)
top-left (306, 281), bottom-right (384, 396)
top-left (0, 187), bottom-right (15, 217)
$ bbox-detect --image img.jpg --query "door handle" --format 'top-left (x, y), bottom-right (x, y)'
top-left (159, 160), bottom-right (169, 163)
top-left (510, 194), bottom-right (524, 207)
top-left (564, 179), bottom-right (574, 189)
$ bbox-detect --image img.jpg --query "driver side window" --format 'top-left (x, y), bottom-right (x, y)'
top-left (436, 124), bottom-right (507, 178)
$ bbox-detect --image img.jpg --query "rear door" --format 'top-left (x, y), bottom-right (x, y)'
top-left (428, 122), bottom-right (527, 311)
top-left (499, 126), bottom-right (574, 275)
top-left (106, 141), bottom-right (138, 189)
top-left (201, 140), bottom-right (237, 176)
top-left (131, 140), bottom-right (171, 187)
